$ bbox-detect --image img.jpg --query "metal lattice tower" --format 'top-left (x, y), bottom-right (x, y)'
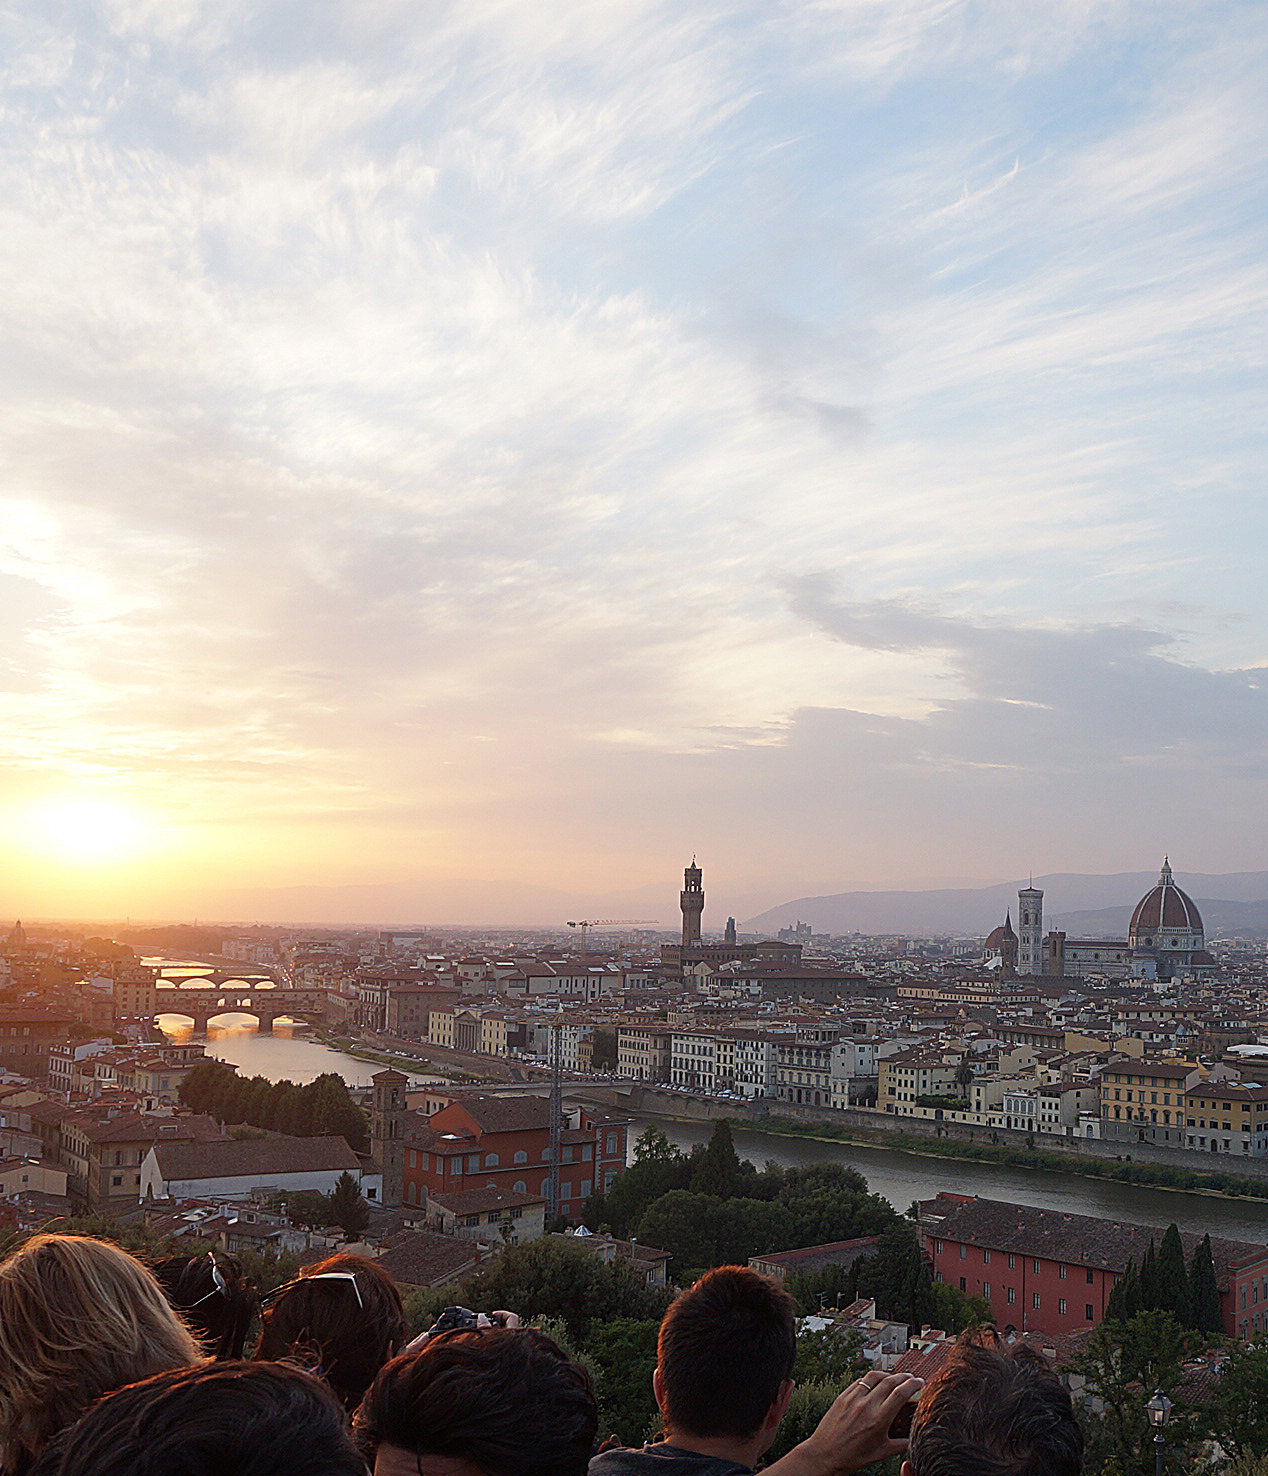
top-left (547, 1015), bottom-right (563, 1219)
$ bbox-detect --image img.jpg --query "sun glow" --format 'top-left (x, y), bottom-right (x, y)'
top-left (20, 797), bottom-right (158, 864)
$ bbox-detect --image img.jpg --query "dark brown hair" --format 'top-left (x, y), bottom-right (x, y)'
top-left (29, 1360), bottom-right (365, 1476)
top-left (910, 1331), bottom-right (1083, 1476)
top-left (254, 1252), bottom-right (405, 1410)
top-left (356, 1328), bottom-right (597, 1476)
top-left (656, 1266), bottom-right (797, 1440)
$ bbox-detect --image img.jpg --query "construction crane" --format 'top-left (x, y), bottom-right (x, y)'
top-left (566, 918), bottom-right (657, 956)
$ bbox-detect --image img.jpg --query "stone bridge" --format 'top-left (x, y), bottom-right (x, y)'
top-left (153, 986), bottom-right (333, 1033)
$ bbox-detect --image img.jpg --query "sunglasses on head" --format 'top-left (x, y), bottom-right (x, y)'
top-left (185, 1252), bottom-right (230, 1308)
top-left (261, 1271), bottom-right (364, 1310)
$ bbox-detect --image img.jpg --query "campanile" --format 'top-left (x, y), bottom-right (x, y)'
top-left (680, 859), bottom-right (704, 946)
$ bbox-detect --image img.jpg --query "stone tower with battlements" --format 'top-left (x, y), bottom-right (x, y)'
top-left (680, 860), bottom-right (704, 947)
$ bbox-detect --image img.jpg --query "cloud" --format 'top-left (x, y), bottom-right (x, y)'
top-left (0, 0), bottom-right (1264, 913)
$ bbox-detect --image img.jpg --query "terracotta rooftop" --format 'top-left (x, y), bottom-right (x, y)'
top-left (150, 1135), bottom-right (360, 1180)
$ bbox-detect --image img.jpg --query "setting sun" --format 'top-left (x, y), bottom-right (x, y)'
top-left (20, 797), bottom-right (156, 865)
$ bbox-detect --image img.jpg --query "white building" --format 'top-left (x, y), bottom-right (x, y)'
top-left (142, 1136), bottom-right (376, 1203)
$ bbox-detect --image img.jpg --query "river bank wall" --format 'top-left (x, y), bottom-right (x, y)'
top-left (568, 1083), bottom-right (1268, 1187)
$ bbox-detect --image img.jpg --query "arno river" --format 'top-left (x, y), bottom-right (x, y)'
top-left (167, 1018), bottom-right (1268, 1245)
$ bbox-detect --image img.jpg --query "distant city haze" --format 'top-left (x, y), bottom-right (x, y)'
top-left (0, 5), bottom-right (1265, 920)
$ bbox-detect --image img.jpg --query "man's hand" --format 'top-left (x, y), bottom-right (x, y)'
top-left (766, 1370), bottom-right (925, 1476)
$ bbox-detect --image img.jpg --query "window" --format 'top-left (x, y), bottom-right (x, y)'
top-left (936, 1240), bottom-right (944, 1254)
top-left (1008, 1254), bottom-right (1016, 1269)
top-left (983, 1249), bottom-right (991, 1264)
top-left (514, 1150), bottom-right (528, 1165)
top-left (513, 1180), bottom-right (527, 1193)
top-left (959, 1277), bottom-right (967, 1292)
top-left (983, 1283), bottom-right (991, 1297)
top-left (450, 1158), bottom-right (462, 1175)
top-left (1007, 1288), bottom-right (1016, 1304)
top-left (1033, 1260), bottom-right (1041, 1275)
top-left (1032, 1293), bottom-right (1041, 1309)
top-left (111, 1175), bottom-right (122, 1187)
top-left (1059, 1265), bottom-right (1067, 1279)
top-left (1086, 1304), bottom-right (1095, 1320)
top-left (540, 1179), bottom-right (550, 1195)
top-left (1086, 1269), bottom-right (1095, 1284)
top-left (960, 1245), bottom-right (967, 1259)
top-left (485, 1153), bottom-right (499, 1167)
top-left (1059, 1299), bottom-right (1067, 1315)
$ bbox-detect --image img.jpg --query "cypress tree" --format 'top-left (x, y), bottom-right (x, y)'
top-left (1190, 1234), bottom-right (1223, 1334)
top-left (1139, 1240), bottom-right (1160, 1311)
top-left (1156, 1224), bottom-right (1193, 1327)
top-left (1106, 1258), bottom-right (1141, 1321)
top-left (689, 1120), bottom-right (742, 1197)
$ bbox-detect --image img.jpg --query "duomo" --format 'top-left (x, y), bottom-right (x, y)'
top-left (984, 858), bottom-right (1215, 982)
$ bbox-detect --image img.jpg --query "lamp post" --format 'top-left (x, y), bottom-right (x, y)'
top-left (1146, 1389), bottom-right (1173, 1476)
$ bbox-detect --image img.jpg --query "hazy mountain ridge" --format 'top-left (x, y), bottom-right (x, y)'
top-left (742, 871), bottom-right (1268, 937)
top-left (1054, 898), bottom-right (1268, 940)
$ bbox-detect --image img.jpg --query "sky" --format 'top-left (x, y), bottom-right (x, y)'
top-left (0, 0), bottom-right (1266, 925)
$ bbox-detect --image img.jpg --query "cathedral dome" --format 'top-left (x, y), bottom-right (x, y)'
top-left (1129, 859), bottom-right (1203, 938)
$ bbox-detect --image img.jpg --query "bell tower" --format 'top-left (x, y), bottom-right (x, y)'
top-left (370, 1068), bottom-right (408, 1210)
top-left (1017, 884), bottom-right (1043, 976)
top-left (680, 859), bottom-right (704, 947)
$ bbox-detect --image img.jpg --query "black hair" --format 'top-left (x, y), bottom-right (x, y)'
top-left (356, 1329), bottom-right (597, 1476)
top-left (152, 1253), bottom-right (257, 1360)
top-left (656, 1266), bottom-right (797, 1440)
top-left (28, 1360), bottom-right (366, 1476)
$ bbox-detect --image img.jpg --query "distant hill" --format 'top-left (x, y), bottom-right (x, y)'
top-left (742, 871), bottom-right (1268, 938)
top-left (1054, 898), bottom-right (1268, 940)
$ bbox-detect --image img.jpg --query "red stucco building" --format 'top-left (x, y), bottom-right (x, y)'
top-left (401, 1092), bottom-right (627, 1222)
top-left (922, 1193), bottom-right (1268, 1341)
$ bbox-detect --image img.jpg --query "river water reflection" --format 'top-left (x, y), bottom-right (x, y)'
top-left (157, 1016), bottom-right (1268, 1244)
top-left (157, 1016), bottom-right (446, 1089)
top-left (631, 1114), bottom-right (1268, 1245)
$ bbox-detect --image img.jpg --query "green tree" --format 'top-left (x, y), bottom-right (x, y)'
top-left (328, 1171), bottom-right (370, 1241)
top-left (585, 1318), bottom-right (661, 1444)
top-left (1105, 1259), bottom-right (1142, 1322)
top-left (689, 1121), bottom-right (744, 1197)
top-left (1189, 1235), bottom-right (1222, 1335)
top-left (1139, 1240), bottom-right (1160, 1312)
top-left (1155, 1225), bottom-right (1193, 1328)
top-left (634, 1126), bottom-right (677, 1164)
top-left (1068, 1311), bottom-right (1197, 1476)
top-left (459, 1237), bottom-right (669, 1340)
top-left (271, 1189), bottom-right (334, 1229)
top-left (859, 1223), bottom-right (936, 1333)
top-left (602, 1146), bottom-right (690, 1238)
top-left (793, 1325), bottom-right (865, 1386)
top-left (930, 1279), bottom-right (993, 1333)
top-left (1212, 1338), bottom-right (1268, 1459)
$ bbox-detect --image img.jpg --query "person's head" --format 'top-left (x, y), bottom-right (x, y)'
top-left (356, 1328), bottom-right (597, 1476)
top-left (905, 1331), bottom-right (1083, 1476)
top-left (153, 1252), bottom-right (257, 1360)
top-left (654, 1266), bottom-right (797, 1448)
top-left (29, 1360), bottom-right (367, 1476)
top-left (0, 1233), bottom-right (202, 1474)
top-left (256, 1253), bottom-right (405, 1410)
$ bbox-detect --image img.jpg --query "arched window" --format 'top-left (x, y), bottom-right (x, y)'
top-left (514, 1181), bottom-right (527, 1193)
top-left (485, 1153), bottom-right (499, 1167)
top-left (541, 1179), bottom-right (550, 1195)
top-left (514, 1150), bottom-right (528, 1165)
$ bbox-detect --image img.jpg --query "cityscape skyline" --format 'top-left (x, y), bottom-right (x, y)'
top-left (1, 3), bottom-right (1266, 919)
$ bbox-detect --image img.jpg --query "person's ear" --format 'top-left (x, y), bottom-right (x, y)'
top-left (653, 1366), bottom-right (667, 1414)
top-left (771, 1379), bottom-right (795, 1425)
top-left (901, 1462), bottom-right (914, 1476)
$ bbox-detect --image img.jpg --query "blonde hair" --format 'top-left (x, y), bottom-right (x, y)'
top-left (0, 1233), bottom-right (202, 1473)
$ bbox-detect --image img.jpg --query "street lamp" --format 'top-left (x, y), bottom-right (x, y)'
top-left (1146, 1390), bottom-right (1173, 1476)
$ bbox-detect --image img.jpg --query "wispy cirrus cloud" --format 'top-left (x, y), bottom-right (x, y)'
top-left (0, 1), bottom-right (1264, 914)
